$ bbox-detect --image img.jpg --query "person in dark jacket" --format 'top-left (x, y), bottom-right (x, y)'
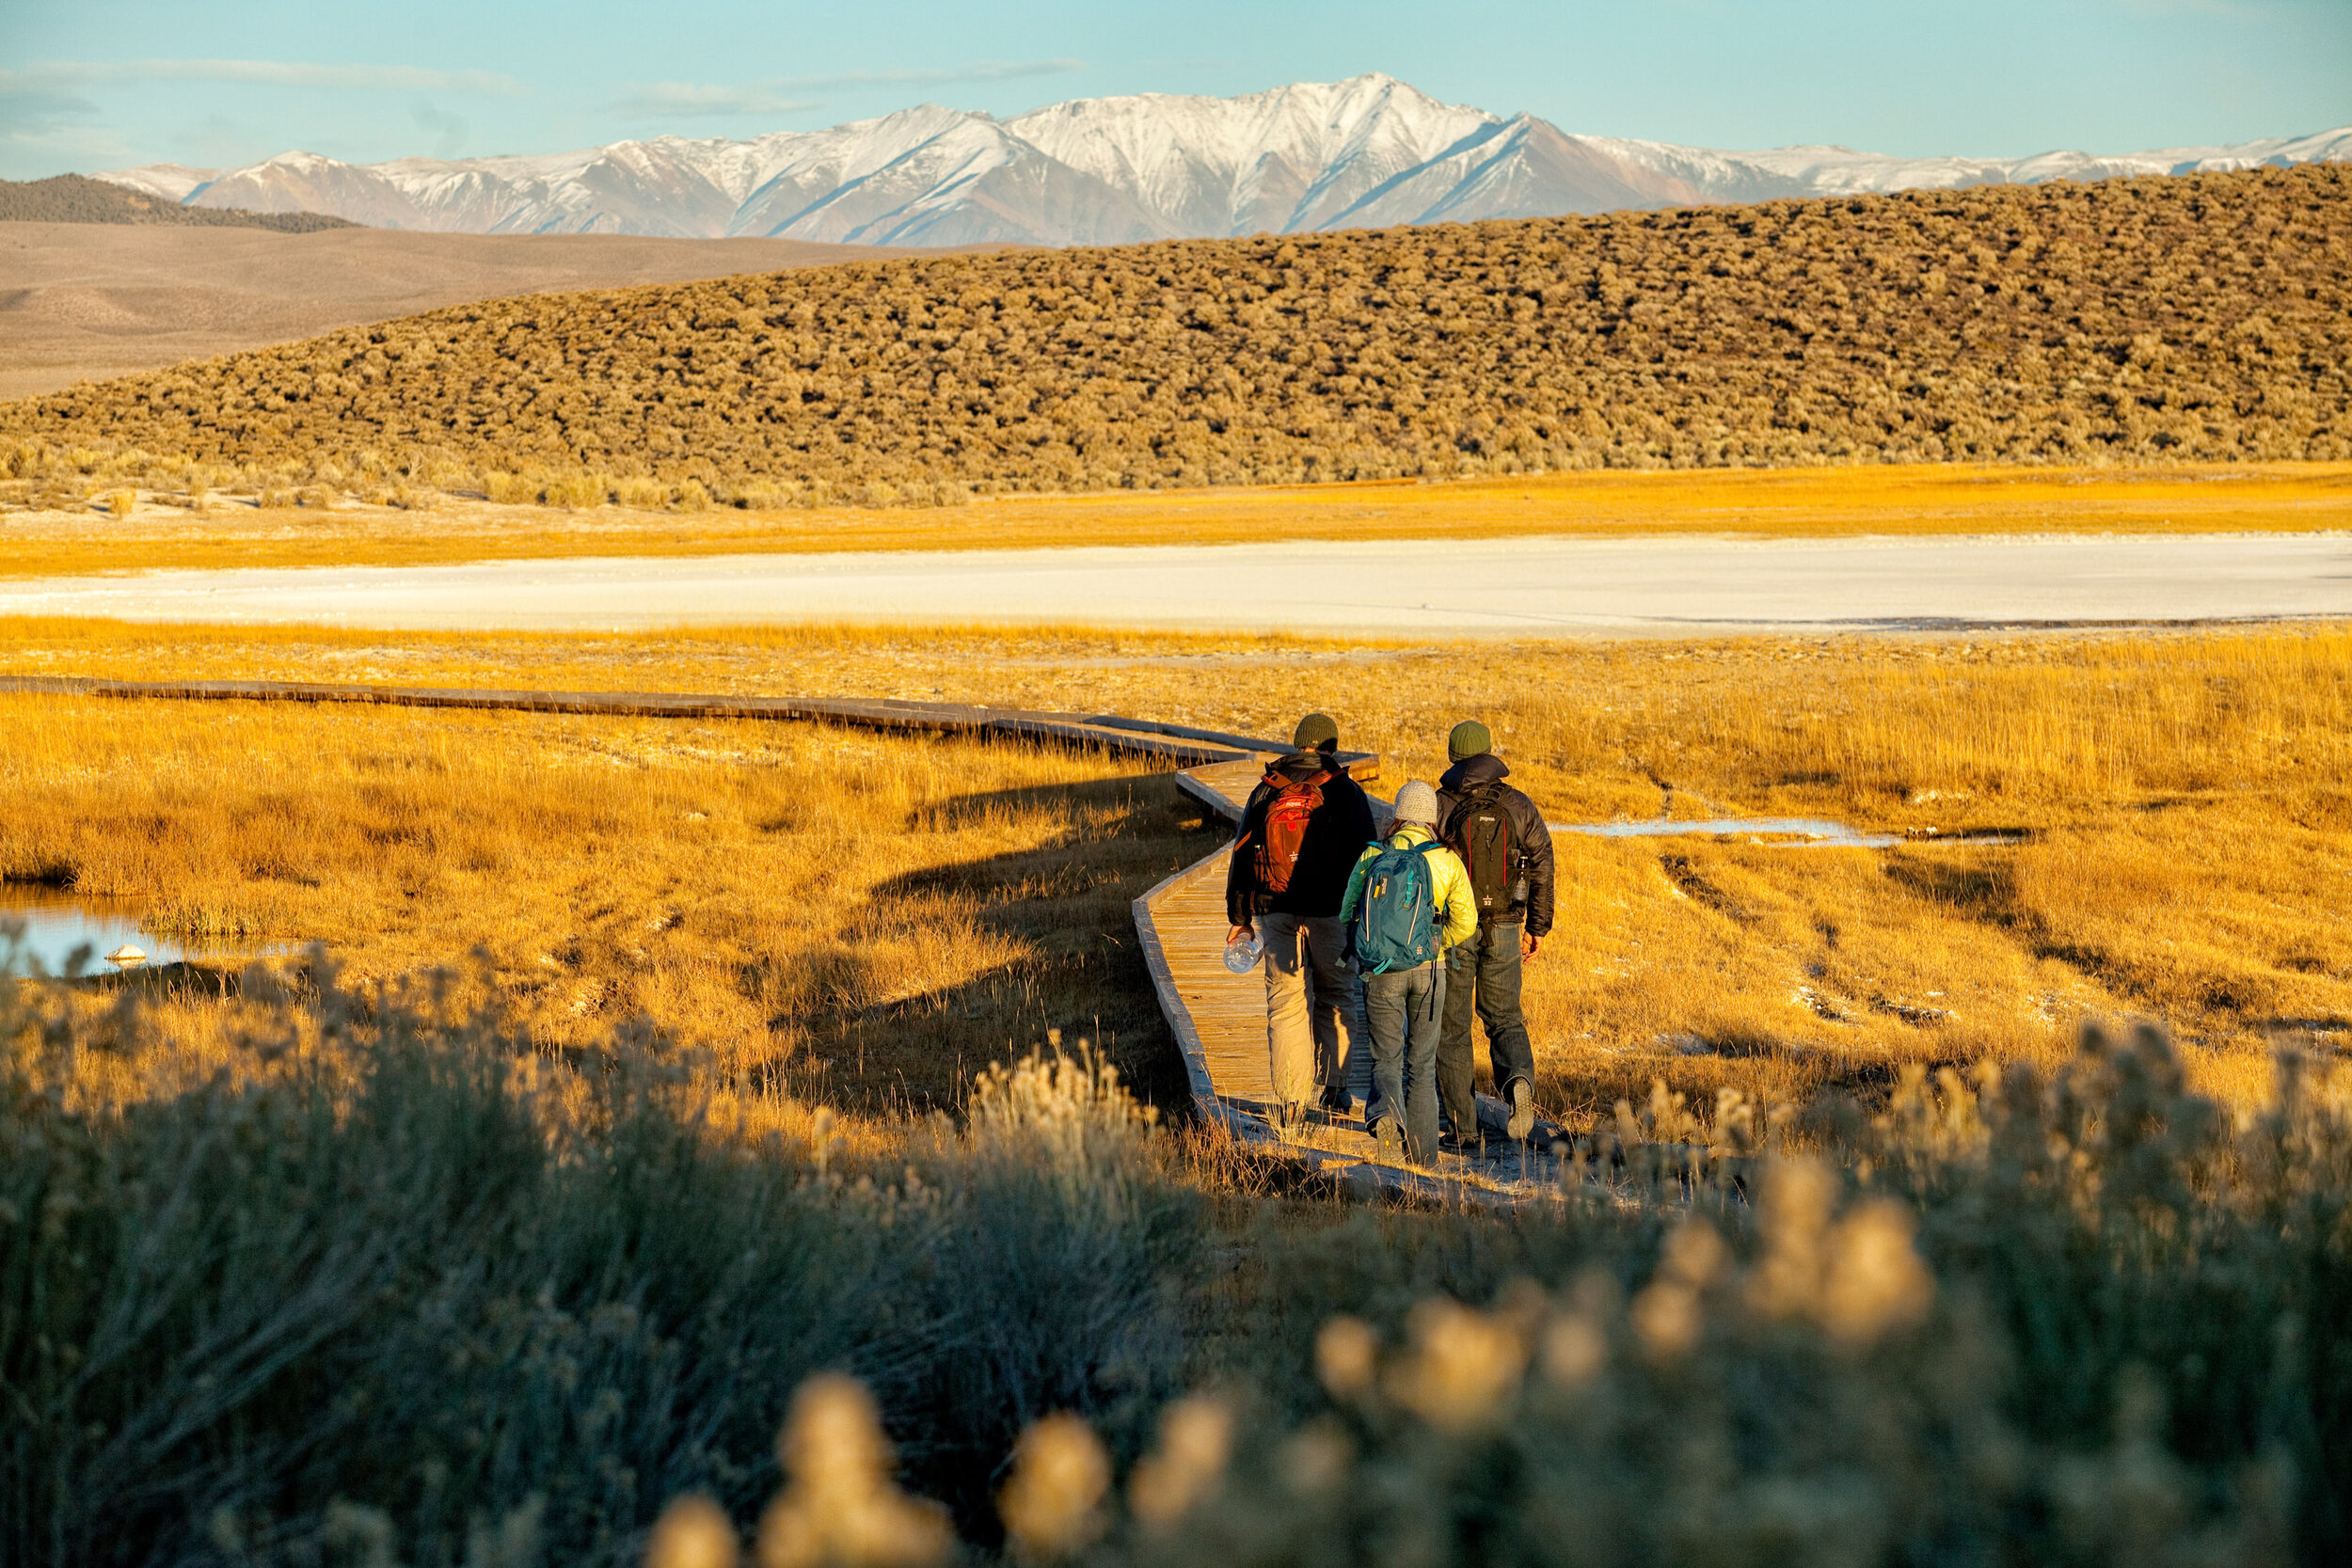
top-left (1226, 713), bottom-right (1376, 1121)
top-left (1433, 719), bottom-right (1555, 1148)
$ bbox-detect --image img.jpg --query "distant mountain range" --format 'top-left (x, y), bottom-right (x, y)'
top-left (95, 74), bottom-right (2352, 247)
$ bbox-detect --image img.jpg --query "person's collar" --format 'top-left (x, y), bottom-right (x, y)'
top-left (1444, 752), bottom-right (1508, 786)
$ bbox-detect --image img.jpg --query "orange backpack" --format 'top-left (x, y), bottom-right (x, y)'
top-left (1253, 768), bottom-right (1329, 895)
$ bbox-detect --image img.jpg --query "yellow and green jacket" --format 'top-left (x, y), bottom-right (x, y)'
top-left (1337, 823), bottom-right (1480, 962)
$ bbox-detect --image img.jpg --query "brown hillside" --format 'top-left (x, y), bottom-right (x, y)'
top-left (0, 223), bottom-right (988, 400)
top-left (6, 164), bottom-right (2346, 505)
top-left (0, 173), bottom-right (352, 232)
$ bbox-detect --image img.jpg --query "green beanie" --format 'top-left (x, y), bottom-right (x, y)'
top-left (1293, 712), bottom-right (1339, 752)
top-left (1447, 720), bottom-right (1493, 763)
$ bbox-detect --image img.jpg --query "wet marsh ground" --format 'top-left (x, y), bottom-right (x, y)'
top-left (3, 615), bottom-right (2345, 1128)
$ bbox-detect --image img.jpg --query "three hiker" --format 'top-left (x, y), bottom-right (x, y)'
top-left (1227, 711), bottom-right (1554, 1155)
top-left (1434, 721), bottom-right (1555, 1147)
top-left (1337, 780), bottom-right (1478, 1162)
top-left (1225, 713), bottom-right (1376, 1122)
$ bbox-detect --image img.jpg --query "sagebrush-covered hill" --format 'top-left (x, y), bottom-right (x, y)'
top-left (8, 164), bottom-right (2345, 501)
top-left (0, 174), bottom-right (353, 233)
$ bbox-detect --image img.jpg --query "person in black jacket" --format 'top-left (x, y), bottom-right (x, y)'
top-left (1225, 713), bottom-right (1376, 1122)
top-left (1433, 719), bottom-right (1555, 1148)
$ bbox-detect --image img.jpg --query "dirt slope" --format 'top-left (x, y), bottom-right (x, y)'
top-left (0, 224), bottom-right (975, 399)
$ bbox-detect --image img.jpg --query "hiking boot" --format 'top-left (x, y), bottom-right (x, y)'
top-left (1438, 1131), bottom-right (1484, 1159)
top-left (1318, 1085), bottom-right (1354, 1117)
top-left (1370, 1117), bottom-right (1404, 1159)
top-left (1505, 1078), bottom-right (1536, 1142)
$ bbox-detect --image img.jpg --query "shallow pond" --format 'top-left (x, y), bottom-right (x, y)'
top-left (0, 890), bottom-right (262, 976)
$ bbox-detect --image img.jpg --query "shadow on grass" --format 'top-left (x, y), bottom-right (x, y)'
top-left (770, 773), bottom-right (1229, 1118)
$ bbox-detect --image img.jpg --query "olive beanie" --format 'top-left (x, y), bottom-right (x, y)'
top-left (1447, 720), bottom-right (1493, 763)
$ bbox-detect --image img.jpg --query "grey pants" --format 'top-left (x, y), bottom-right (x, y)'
top-left (1364, 959), bottom-right (1445, 1163)
top-left (1438, 920), bottom-right (1534, 1141)
top-left (1258, 911), bottom-right (1366, 1109)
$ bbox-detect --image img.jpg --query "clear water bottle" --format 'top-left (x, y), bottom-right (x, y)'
top-left (1222, 930), bottom-right (1264, 974)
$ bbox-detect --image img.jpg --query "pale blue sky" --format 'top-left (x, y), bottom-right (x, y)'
top-left (3, 0), bottom-right (2346, 180)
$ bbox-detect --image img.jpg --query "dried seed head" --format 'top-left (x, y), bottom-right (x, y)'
top-left (1389, 1299), bottom-right (1529, 1431)
top-left (1820, 1198), bottom-right (1934, 1344)
top-left (776, 1374), bottom-right (891, 1497)
top-left (999, 1414), bottom-right (1110, 1560)
top-left (1659, 1218), bottom-right (1728, 1289)
top-left (1314, 1315), bottom-right (1378, 1400)
top-left (757, 1374), bottom-right (951, 1568)
top-left (646, 1497), bottom-right (739, 1568)
top-left (1746, 1157), bottom-right (1835, 1319)
top-left (1540, 1313), bottom-right (1608, 1386)
top-left (1128, 1397), bottom-right (1235, 1529)
top-left (1630, 1282), bottom-right (1704, 1360)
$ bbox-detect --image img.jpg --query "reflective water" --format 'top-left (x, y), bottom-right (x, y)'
top-left (1553, 818), bottom-right (2026, 850)
top-left (0, 891), bottom-right (253, 975)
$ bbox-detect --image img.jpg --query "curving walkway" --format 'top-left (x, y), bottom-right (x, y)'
top-left (4, 673), bottom-right (1564, 1199)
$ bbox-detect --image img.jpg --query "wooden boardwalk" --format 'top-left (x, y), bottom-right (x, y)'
top-left (1142, 755), bottom-right (1568, 1203)
top-left (0, 675), bottom-right (1271, 768)
top-left (10, 673), bottom-right (1565, 1200)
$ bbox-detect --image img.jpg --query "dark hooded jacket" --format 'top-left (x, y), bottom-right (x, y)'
top-left (1435, 752), bottom-right (1556, 937)
top-left (1225, 750), bottom-right (1376, 924)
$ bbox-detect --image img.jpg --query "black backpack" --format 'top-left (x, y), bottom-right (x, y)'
top-left (1445, 785), bottom-right (1516, 923)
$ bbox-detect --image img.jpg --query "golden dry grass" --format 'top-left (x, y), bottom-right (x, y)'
top-left (0, 459), bottom-right (2345, 578)
top-left (4, 616), bottom-right (2345, 1125)
top-left (0, 694), bottom-right (1217, 1120)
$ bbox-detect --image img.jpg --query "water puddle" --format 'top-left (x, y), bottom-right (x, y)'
top-left (1, 890), bottom-right (267, 976)
top-left (1553, 818), bottom-right (2027, 850)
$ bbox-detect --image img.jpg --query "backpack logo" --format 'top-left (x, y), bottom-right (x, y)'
top-left (1355, 840), bottom-right (1444, 973)
top-left (1447, 786), bottom-right (1516, 921)
top-left (1254, 768), bottom-right (1328, 895)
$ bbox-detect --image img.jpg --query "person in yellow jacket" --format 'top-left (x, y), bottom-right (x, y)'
top-left (1336, 781), bottom-right (1478, 1162)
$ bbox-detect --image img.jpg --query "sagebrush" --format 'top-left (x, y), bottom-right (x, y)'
top-left (4, 165), bottom-right (2346, 511)
top-left (6, 953), bottom-right (2351, 1565)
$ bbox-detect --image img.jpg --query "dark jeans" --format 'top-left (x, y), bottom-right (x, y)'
top-left (1362, 959), bottom-right (1444, 1163)
top-left (1438, 920), bottom-right (1534, 1141)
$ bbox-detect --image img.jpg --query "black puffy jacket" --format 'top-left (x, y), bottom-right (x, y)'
top-left (1435, 753), bottom-right (1556, 937)
top-left (1224, 752), bottom-right (1377, 924)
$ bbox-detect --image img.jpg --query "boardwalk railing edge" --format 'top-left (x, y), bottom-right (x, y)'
top-left (0, 676), bottom-right (1281, 768)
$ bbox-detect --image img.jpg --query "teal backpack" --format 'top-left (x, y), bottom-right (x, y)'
top-left (1354, 839), bottom-right (1444, 974)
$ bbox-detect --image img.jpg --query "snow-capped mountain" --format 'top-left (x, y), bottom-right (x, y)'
top-left (95, 75), bottom-right (2352, 246)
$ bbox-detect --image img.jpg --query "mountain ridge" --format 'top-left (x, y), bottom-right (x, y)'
top-left (94, 73), bottom-right (2352, 246)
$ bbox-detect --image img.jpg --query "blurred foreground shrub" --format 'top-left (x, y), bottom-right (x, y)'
top-left (4, 945), bottom-right (2349, 1565)
top-left (0, 952), bottom-right (1199, 1566)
